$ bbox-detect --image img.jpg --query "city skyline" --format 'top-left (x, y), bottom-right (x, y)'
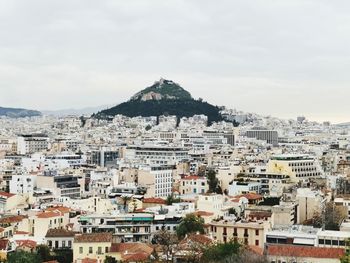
top-left (1, 0), bottom-right (350, 123)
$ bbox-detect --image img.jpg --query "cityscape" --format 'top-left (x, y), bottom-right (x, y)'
top-left (1, 1), bottom-right (350, 263)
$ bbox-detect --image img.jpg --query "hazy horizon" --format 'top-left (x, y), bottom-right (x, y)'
top-left (1, 1), bottom-right (349, 123)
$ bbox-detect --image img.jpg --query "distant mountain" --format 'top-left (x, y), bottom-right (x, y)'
top-left (95, 78), bottom-right (233, 125)
top-left (42, 104), bottom-right (114, 117)
top-left (0, 107), bottom-right (41, 118)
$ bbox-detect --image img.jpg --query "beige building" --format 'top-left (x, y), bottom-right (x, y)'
top-left (267, 154), bottom-right (323, 182)
top-left (196, 194), bottom-right (226, 218)
top-left (73, 233), bottom-right (112, 263)
top-left (208, 219), bottom-right (269, 248)
top-left (296, 188), bottom-right (326, 223)
top-left (179, 175), bottom-right (208, 195)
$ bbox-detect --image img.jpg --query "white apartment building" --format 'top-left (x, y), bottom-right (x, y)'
top-left (228, 181), bottom-right (262, 196)
top-left (125, 145), bottom-right (189, 165)
top-left (179, 175), bottom-right (208, 195)
top-left (17, 134), bottom-right (49, 154)
top-left (138, 165), bottom-right (175, 198)
top-left (9, 174), bottom-right (37, 194)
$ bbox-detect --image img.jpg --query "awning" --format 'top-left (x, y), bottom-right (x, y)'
top-left (293, 238), bottom-right (315, 245)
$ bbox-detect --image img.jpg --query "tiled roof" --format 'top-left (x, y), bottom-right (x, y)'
top-left (16, 240), bottom-right (37, 249)
top-left (235, 193), bottom-right (263, 200)
top-left (0, 215), bottom-right (27, 225)
top-left (46, 206), bottom-right (71, 214)
top-left (45, 228), bottom-right (75, 238)
top-left (74, 233), bottom-right (112, 243)
top-left (143, 198), bottom-right (166, 204)
top-left (182, 175), bottom-right (205, 180)
top-left (14, 231), bottom-right (29, 235)
top-left (180, 234), bottom-right (213, 247)
top-left (194, 211), bottom-right (214, 216)
top-left (36, 211), bottom-right (61, 218)
top-left (266, 245), bottom-right (345, 259)
top-left (81, 258), bottom-right (98, 263)
top-left (110, 243), bottom-right (154, 254)
top-left (0, 192), bottom-right (15, 198)
top-left (0, 239), bottom-right (9, 250)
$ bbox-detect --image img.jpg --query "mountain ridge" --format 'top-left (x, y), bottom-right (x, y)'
top-left (95, 78), bottom-right (231, 125)
top-left (0, 106), bottom-right (41, 118)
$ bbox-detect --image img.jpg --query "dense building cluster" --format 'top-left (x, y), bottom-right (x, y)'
top-left (0, 113), bottom-right (349, 262)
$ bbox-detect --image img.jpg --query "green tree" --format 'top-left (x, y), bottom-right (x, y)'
top-left (104, 255), bottom-right (118, 263)
top-left (207, 170), bottom-right (222, 194)
top-left (7, 251), bottom-right (41, 263)
top-left (36, 245), bottom-right (52, 262)
top-left (53, 248), bottom-right (73, 263)
top-left (176, 214), bottom-right (205, 239)
top-left (153, 230), bottom-right (179, 262)
top-left (166, 194), bottom-right (181, 205)
top-left (201, 240), bottom-right (241, 262)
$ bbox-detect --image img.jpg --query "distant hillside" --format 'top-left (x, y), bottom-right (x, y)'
top-left (95, 78), bottom-right (232, 125)
top-left (0, 107), bottom-right (41, 118)
top-left (130, 78), bottom-right (192, 101)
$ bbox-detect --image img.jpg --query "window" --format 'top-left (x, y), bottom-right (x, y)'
top-left (79, 247), bottom-right (83, 254)
top-left (89, 247), bottom-right (93, 254)
top-left (255, 230), bottom-right (259, 236)
top-left (255, 240), bottom-right (259, 246)
top-left (48, 241), bottom-right (52, 248)
top-left (55, 241), bottom-right (58, 248)
top-left (325, 239), bottom-right (332, 245)
top-left (319, 239), bottom-right (325, 245)
top-left (62, 241), bottom-right (66, 247)
top-left (68, 241), bottom-right (72, 248)
top-left (97, 247), bottom-right (102, 254)
top-left (105, 247), bottom-right (109, 253)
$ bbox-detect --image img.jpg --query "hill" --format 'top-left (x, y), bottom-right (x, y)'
top-left (95, 78), bottom-right (229, 124)
top-left (0, 107), bottom-right (42, 118)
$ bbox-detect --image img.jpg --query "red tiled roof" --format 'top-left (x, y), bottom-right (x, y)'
top-left (81, 258), bottom-right (98, 263)
top-left (110, 243), bottom-right (154, 254)
top-left (194, 211), bottom-right (214, 217)
top-left (123, 252), bottom-right (150, 262)
top-left (46, 206), bottom-right (71, 213)
top-left (36, 211), bottom-right (62, 218)
top-left (74, 233), bottom-right (112, 243)
top-left (16, 240), bottom-right (37, 249)
top-left (266, 245), bottom-right (345, 259)
top-left (14, 231), bottom-right (29, 235)
top-left (182, 175), bottom-right (205, 180)
top-left (0, 215), bottom-right (27, 225)
top-left (143, 198), bottom-right (166, 204)
top-left (0, 192), bottom-right (15, 198)
top-left (235, 193), bottom-right (263, 200)
top-left (248, 245), bottom-right (264, 256)
top-left (0, 239), bottom-right (9, 250)
top-left (45, 228), bottom-right (75, 238)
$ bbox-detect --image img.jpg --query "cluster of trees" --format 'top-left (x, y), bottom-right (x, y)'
top-left (5, 245), bottom-right (72, 263)
top-left (305, 201), bottom-right (347, 230)
top-left (96, 99), bottom-right (227, 125)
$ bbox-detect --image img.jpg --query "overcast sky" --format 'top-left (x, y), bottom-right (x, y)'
top-left (0, 0), bottom-right (349, 123)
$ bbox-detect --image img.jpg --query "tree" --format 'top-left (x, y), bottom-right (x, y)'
top-left (53, 248), bottom-right (73, 263)
top-left (341, 239), bottom-right (350, 263)
top-left (207, 170), bottom-right (222, 194)
top-left (7, 251), bottom-right (41, 263)
top-left (36, 245), bottom-right (52, 262)
top-left (306, 202), bottom-right (347, 230)
top-left (104, 255), bottom-right (118, 263)
top-left (153, 230), bottom-right (179, 262)
top-left (201, 240), bottom-right (241, 262)
top-left (166, 194), bottom-right (181, 205)
top-left (176, 214), bottom-right (205, 239)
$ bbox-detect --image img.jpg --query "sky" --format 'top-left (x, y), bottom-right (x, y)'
top-left (0, 0), bottom-right (349, 123)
